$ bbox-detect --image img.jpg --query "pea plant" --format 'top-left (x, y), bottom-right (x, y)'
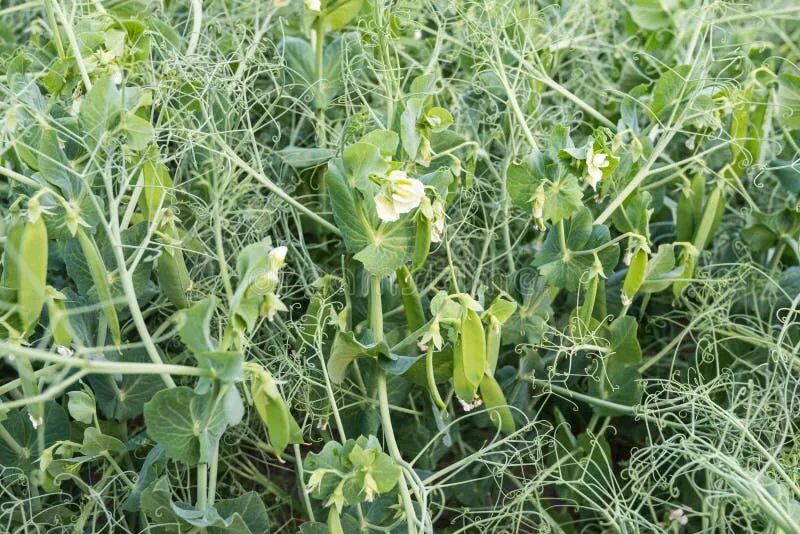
top-left (1, 0), bottom-right (800, 532)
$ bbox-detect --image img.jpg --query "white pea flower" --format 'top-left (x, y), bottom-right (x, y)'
top-left (274, 0), bottom-right (291, 6)
top-left (374, 170), bottom-right (425, 222)
top-left (109, 65), bottom-right (123, 86)
top-left (585, 145), bottom-right (609, 191)
top-left (268, 245), bottom-right (288, 270)
top-left (305, 0), bottom-right (321, 11)
top-left (668, 508), bottom-right (688, 526)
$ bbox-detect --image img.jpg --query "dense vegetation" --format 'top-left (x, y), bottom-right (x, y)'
top-left (1, 0), bottom-right (800, 532)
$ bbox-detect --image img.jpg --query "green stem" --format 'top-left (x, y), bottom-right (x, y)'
top-left (294, 444), bottom-right (316, 523)
top-left (187, 0), bottom-right (203, 56)
top-left (0, 423), bottom-right (25, 457)
top-left (43, 0), bottom-right (65, 58)
top-left (0, 341), bottom-right (211, 377)
top-left (313, 19), bottom-right (327, 146)
top-left (207, 443), bottom-right (220, 506)
top-left (50, 0), bottom-right (92, 90)
top-left (371, 276), bottom-right (419, 534)
top-left (197, 463), bottom-right (208, 509)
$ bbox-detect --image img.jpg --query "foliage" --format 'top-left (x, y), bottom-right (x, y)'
top-left (1, 0), bottom-right (800, 532)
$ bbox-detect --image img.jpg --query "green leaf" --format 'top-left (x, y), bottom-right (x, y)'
top-left (89, 348), bottom-right (166, 421)
top-left (0, 402), bottom-right (70, 472)
top-left (143, 387), bottom-right (229, 464)
top-left (359, 129), bottom-right (399, 158)
top-left (425, 107), bottom-right (453, 132)
top-left (506, 152), bottom-right (582, 223)
top-left (326, 158), bottom-right (371, 252)
top-left (588, 316), bottom-right (643, 415)
top-left (324, 0), bottom-right (363, 30)
top-left (211, 492), bottom-right (270, 533)
top-left (278, 147), bottom-right (336, 169)
top-left (280, 37), bottom-right (315, 90)
top-left (401, 97), bottom-right (424, 160)
top-left (140, 476), bottom-right (178, 524)
top-left (628, 0), bottom-right (672, 31)
top-left (542, 175), bottom-right (583, 223)
top-left (122, 112), bottom-right (154, 150)
top-left (122, 445), bottom-right (166, 512)
top-left (640, 244), bottom-right (683, 293)
top-left (80, 76), bottom-right (122, 144)
top-left (328, 330), bottom-right (390, 384)
top-left (80, 426), bottom-right (126, 456)
top-left (343, 142), bottom-right (389, 191)
top-left (326, 151), bottom-right (415, 275)
top-left (610, 190), bottom-right (652, 237)
top-left (352, 219), bottom-right (414, 276)
top-left (533, 208), bottom-right (620, 291)
top-left (177, 297), bottom-right (217, 354)
top-left (38, 128), bottom-right (77, 198)
top-left (777, 71), bottom-right (800, 130)
top-left (486, 296), bottom-right (518, 324)
top-left (196, 351), bottom-right (244, 384)
top-left (650, 65), bottom-right (691, 120)
top-left (67, 390), bottom-right (96, 424)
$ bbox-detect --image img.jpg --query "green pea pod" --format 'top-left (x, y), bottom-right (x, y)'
top-left (139, 159), bottom-right (173, 221)
top-left (252, 383), bottom-right (302, 456)
top-left (578, 274), bottom-right (598, 331)
top-left (412, 216), bottom-right (431, 273)
top-left (453, 336), bottom-right (476, 402)
top-left (46, 287), bottom-right (72, 347)
top-left (77, 228), bottom-right (121, 346)
top-left (1, 212), bottom-right (24, 290)
top-left (621, 249), bottom-right (648, 305)
top-left (17, 214), bottom-right (48, 332)
top-left (729, 92), bottom-right (750, 173)
top-left (485, 319), bottom-right (501, 376)
top-left (157, 246), bottom-right (190, 309)
top-left (327, 506), bottom-right (344, 534)
top-left (460, 308), bottom-right (486, 388)
top-left (261, 396), bottom-right (290, 454)
top-left (690, 173), bottom-right (705, 221)
top-left (693, 184), bottom-right (723, 251)
top-left (479, 373), bottom-right (515, 433)
top-left (675, 191), bottom-right (694, 242)
top-left (396, 265), bottom-right (425, 332)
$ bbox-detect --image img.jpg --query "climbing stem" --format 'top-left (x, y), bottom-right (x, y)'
top-left (371, 276), bottom-right (419, 534)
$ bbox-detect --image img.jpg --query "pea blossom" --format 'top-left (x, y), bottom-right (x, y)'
top-left (585, 145), bottom-right (609, 191)
top-left (374, 170), bottom-right (425, 222)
